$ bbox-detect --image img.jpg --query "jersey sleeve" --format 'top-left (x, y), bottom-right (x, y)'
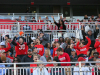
top-left (94, 41), bottom-right (100, 48)
top-left (5, 43), bottom-right (11, 52)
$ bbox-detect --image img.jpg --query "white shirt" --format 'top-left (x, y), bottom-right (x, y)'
top-left (73, 66), bottom-right (91, 75)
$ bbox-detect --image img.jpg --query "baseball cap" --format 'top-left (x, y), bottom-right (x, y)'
top-left (78, 57), bottom-right (86, 61)
top-left (28, 49), bottom-right (32, 52)
top-left (0, 42), bottom-right (5, 46)
top-left (87, 29), bottom-right (93, 32)
top-left (19, 31), bottom-right (24, 36)
top-left (93, 52), bottom-right (99, 55)
top-left (31, 37), bottom-right (36, 40)
top-left (71, 49), bottom-right (76, 52)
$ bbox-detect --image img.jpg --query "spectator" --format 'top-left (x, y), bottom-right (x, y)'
top-left (6, 51), bottom-right (14, 62)
top-left (94, 35), bottom-right (100, 55)
top-left (30, 54), bottom-right (38, 75)
top-left (64, 43), bottom-right (74, 56)
top-left (11, 57), bottom-right (25, 75)
top-left (74, 57), bottom-right (91, 75)
top-left (30, 17), bottom-right (36, 22)
top-left (61, 37), bottom-right (69, 50)
top-left (12, 36), bottom-right (31, 59)
top-left (24, 17), bottom-right (28, 22)
top-left (22, 49), bottom-right (34, 66)
top-left (76, 36), bottom-right (91, 55)
top-left (59, 15), bottom-right (63, 20)
top-left (82, 23), bottom-right (99, 48)
top-left (44, 43), bottom-right (53, 56)
top-left (0, 41), bottom-right (11, 53)
top-left (46, 57), bottom-right (54, 67)
top-left (70, 49), bottom-right (78, 66)
top-left (33, 60), bottom-right (49, 75)
top-left (34, 38), bottom-right (44, 56)
top-left (18, 16), bottom-right (22, 21)
top-left (51, 57), bottom-right (65, 75)
top-left (4, 35), bottom-right (9, 42)
top-left (11, 23), bottom-right (18, 37)
top-left (37, 16), bottom-right (44, 22)
top-left (0, 52), bottom-right (12, 69)
top-left (56, 47), bottom-right (71, 66)
top-left (91, 15), bottom-right (95, 21)
top-left (40, 48), bottom-right (53, 65)
top-left (32, 47), bottom-right (40, 59)
top-left (0, 34), bottom-right (4, 42)
top-left (51, 16), bottom-right (66, 30)
top-left (88, 52), bottom-right (99, 65)
top-left (84, 15), bottom-right (88, 20)
top-left (46, 57), bottom-right (54, 74)
top-left (38, 31), bottom-right (50, 46)
top-left (7, 38), bottom-right (14, 56)
top-left (58, 37), bottom-right (64, 45)
top-left (92, 58), bottom-right (100, 75)
top-left (53, 42), bottom-right (60, 58)
top-left (52, 41), bottom-right (56, 49)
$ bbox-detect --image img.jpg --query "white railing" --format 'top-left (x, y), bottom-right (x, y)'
top-left (0, 62), bottom-right (100, 75)
top-left (0, 13), bottom-right (63, 22)
top-left (0, 22), bottom-right (99, 42)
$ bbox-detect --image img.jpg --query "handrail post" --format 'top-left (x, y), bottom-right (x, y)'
top-left (18, 22), bottom-right (20, 32)
top-left (36, 13), bottom-right (37, 21)
top-left (62, 14), bottom-right (63, 18)
top-left (14, 63), bottom-right (16, 75)
top-left (12, 13), bottom-right (14, 20)
top-left (79, 62), bottom-right (82, 75)
top-left (79, 22), bottom-right (81, 30)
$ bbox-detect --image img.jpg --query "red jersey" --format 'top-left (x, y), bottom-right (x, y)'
top-left (53, 48), bottom-right (58, 58)
top-left (34, 44), bottom-right (44, 56)
top-left (15, 42), bottom-right (28, 56)
top-left (76, 37), bottom-right (91, 55)
top-left (7, 56), bottom-right (14, 62)
top-left (30, 64), bottom-right (37, 73)
top-left (94, 41), bottom-right (100, 55)
top-left (58, 52), bottom-right (71, 66)
top-left (0, 43), bottom-right (11, 53)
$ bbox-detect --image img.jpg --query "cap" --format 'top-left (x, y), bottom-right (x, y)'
top-left (32, 47), bottom-right (37, 50)
top-left (31, 37), bottom-right (36, 40)
top-left (28, 49), bottom-right (32, 52)
top-left (71, 49), bottom-right (76, 52)
top-left (93, 52), bottom-right (99, 55)
top-left (0, 42), bottom-right (5, 46)
top-left (87, 29), bottom-right (93, 32)
top-left (19, 31), bottom-right (24, 36)
top-left (78, 57), bottom-right (86, 61)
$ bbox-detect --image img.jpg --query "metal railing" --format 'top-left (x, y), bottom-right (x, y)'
top-left (0, 13), bottom-right (63, 22)
top-left (0, 22), bottom-right (99, 42)
top-left (0, 61), bottom-right (100, 75)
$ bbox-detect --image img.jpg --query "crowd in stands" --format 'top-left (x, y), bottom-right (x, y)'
top-left (0, 14), bottom-right (100, 75)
